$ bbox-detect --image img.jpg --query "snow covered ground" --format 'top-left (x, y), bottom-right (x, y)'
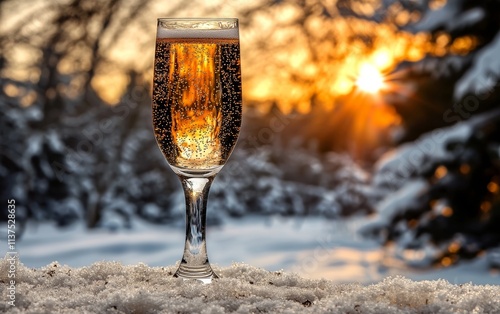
top-left (1, 260), bottom-right (499, 313)
top-left (8, 216), bottom-right (500, 285)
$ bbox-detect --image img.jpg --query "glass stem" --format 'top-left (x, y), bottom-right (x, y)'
top-left (174, 175), bottom-right (218, 281)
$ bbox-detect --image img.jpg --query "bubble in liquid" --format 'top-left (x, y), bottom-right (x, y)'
top-left (152, 37), bottom-right (242, 170)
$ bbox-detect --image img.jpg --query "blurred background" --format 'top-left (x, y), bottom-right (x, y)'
top-left (1, 0), bottom-right (499, 283)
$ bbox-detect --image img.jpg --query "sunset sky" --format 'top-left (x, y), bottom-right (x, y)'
top-left (1, 0), bottom-right (477, 151)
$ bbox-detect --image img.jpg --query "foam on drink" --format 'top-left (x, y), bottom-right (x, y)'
top-left (157, 19), bottom-right (239, 39)
top-left (157, 28), bottom-right (239, 39)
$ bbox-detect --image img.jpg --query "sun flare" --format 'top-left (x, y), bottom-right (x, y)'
top-left (355, 64), bottom-right (385, 94)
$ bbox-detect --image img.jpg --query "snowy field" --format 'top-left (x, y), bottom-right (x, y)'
top-left (8, 216), bottom-right (500, 285)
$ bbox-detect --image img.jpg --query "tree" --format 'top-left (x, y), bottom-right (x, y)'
top-left (359, 0), bottom-right (500, 268)
top-left (0, 0), bottom-right (166, 229)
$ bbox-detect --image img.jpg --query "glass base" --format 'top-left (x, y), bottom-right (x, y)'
top-left (174, 263), bottom-right (218, 283)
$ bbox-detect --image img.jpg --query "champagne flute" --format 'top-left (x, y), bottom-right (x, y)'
top-left (152, 18), bottom-right (242, 282)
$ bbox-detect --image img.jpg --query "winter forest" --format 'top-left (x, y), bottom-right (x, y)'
top-left (1, 0), bottom-right (500, 287)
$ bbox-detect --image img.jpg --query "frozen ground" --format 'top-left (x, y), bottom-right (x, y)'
top-left (8, 216), bottom-right (500, 285)
top-left (1, 260), bottom-right (499, 313)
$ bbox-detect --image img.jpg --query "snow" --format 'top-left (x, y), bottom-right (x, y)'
top-left (411, 0), bottom-right (460, 33)
top-left (8, 216), bottom-right (500, 286)
top-left (2, 215), bottom-right (499, 312)
top-left (363, 109), bottom-right (500, 269)
top-left (372, 121), bottom-right (471, 188)
top-left (446, 8), bottom-right (485, 34)
top-left (455, 31), bottom-right (500, 99)
top-left (373, 109), bottom-right (500, 189)
top-left (1, 258), bottom-right (499, 313)
top-left (361, 178), bottom-right (429, 234)
top-left (409, 0), bottom-right (484, 35)
top-left (401, 0), bottom-right (499, 100)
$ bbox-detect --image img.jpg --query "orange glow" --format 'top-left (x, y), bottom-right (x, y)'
top-left (448, 242), bottom-right (460, 254)
top-left (434, 166), bottom-right (448, 179)
top-left (441, 257), bottom-right (452, 267)
top-left (242, 15), bottom-right (440, 116)
top-left (5, 0), bottom-right (476, 162)
top-left (407, 219), bottom-right (418, 228)
top-left (371, 49), bottom-right (393, 69)
top-left (91, 72), bottom-right (128, 105)
top-left (480, 201), bottom-right (492, 213)
top-left (487, 182), bottom-right (499, 194)
top-left (355, 64), bottom-right (384, 94)
top-left (442, 206), bottom-right (453, 217)
top-left (451, 36), bottom-right (478, 55)
top-left (20, 91), bottom-right (37, 107)
top-left (429, 0), bottom-right (447, 10)
top-left (169, 43), bottom-right (222, 168)
top-left (459, 163), bottom-right (471, 175)
top-left (3, 84), bottom-right (20, 97)
top-left (334, 79), bottom-right (354, 95)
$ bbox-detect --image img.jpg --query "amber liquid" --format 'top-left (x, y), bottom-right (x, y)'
top-left (152, 38), bottom-right (242, 170)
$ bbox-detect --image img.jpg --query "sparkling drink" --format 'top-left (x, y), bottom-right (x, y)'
top-left (153, 35), bottom-right (242, 172)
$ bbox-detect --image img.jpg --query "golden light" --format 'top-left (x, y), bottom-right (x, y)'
top-left (459, 163), bottom-right (471, 175)
top-left (3, 83), bottom-right (20, 97)
top-left (487, 181), bottom-right (499, 194)
top-left (434, 165), bottom-right (448, 179)
top-left (480, 201), bottom-right (492, 213)
top-left (441, 256), bottom-right (452, 267)
top-left (442, 206), bottom-right (453, 217)
top-left (170, 42), bottom-right (222, 169)
top-left (448, 242), bottom-right (460, 254)
top-left (355, 64), bottom-right (384, 94)
top-left (91, 73), bottom-right (128, 105)
top-left (371, 49), bottom-right (392, 69)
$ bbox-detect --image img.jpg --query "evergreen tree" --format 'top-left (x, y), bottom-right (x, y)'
top-left (359, 0), bottom-right (500, 267)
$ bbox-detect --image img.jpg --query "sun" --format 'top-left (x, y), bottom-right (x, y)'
top-left (355, 64), bottom-right (385, 94)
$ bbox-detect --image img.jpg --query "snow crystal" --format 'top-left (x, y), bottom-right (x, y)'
top-left (1, 259), bottom-right (499, 313)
